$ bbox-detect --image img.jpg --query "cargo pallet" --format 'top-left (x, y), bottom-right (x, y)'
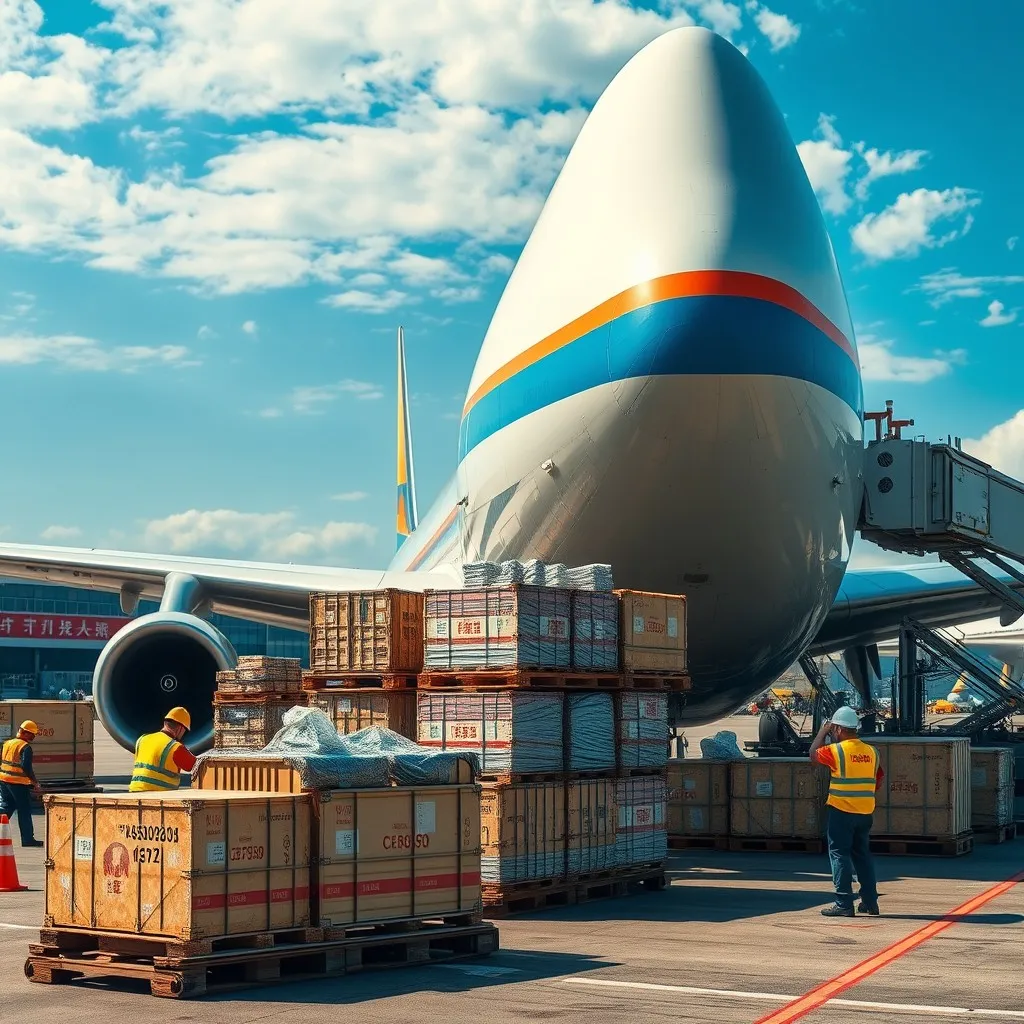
top-left (727, 836), bottom-right (826, 854)
top-left (24, 921), bottom-right (499, 999)
top-left (481, 864), bottom-right (666, 917)
top-left (31, 778), bottom-right (100, 804)
top-left (301, 672), bottom-right (418, 692)
top-left (975, 823), bottom-right (1018, 844)
top-left (869, 832), bottom-right (974, 857)
top-left (668, 834), bottom-right (730, 851)
top-left (624, 672), bottom-right (692, 692)
top-left (417, 669), bottom-right (623, 691)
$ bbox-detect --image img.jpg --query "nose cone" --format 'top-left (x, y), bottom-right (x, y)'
top-left (463, 26), bottom-right (856, 405)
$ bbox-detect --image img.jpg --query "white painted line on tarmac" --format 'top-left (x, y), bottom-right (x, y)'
top-left (0, 923), bottom-right (37, 930)
top-left (562, 978), bottom-right (1024, 1019)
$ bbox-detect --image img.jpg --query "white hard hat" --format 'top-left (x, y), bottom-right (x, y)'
top-left (831, 706), bottom-right (861, 730)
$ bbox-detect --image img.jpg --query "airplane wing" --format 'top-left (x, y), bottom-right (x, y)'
top-left (809, 561), bottom-right (1023, 655)
top-left (0, 542), bottom-right (461, 630)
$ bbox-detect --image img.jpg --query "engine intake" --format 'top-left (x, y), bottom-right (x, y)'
top-left (93, 612), bottom-right (237, 754)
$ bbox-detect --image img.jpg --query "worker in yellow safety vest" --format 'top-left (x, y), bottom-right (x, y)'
top-left (0, 720), bottom-right (44, 847)
top-left (809, 705), bottom-right (885, 918)
top-left (128, 707), bottom-right (197, 792)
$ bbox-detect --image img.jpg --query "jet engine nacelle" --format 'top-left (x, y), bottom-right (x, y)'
top-left (93, 612), bottom-right (237, 754)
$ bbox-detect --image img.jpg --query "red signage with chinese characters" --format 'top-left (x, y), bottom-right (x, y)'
top-left (0, 613), bottom-right (130, 643)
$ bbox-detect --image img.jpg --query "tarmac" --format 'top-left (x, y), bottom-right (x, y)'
top-left (1, 716), bottom-right (1021, 1023)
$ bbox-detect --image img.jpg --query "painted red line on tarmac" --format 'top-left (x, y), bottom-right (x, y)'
top-left (753, 869), bottom-right (1024, 1024)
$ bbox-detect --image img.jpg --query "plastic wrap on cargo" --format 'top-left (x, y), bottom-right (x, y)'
top-left (460, 560), bottom-right (613, 592)
top-left (699, 730), bottom-right (745, 760)
top-left (619, 693), bottom-right (669, 769)
top-left (615, 776), bottom-right (668, 867)
top-left (571, 591), bottom-right (619, 670)
top-left (417, 691), bottom-right (562, 774)
top-left (566, 692), bottom-right (616, 772)
top-left (339, 724), bottom-right (480, 786)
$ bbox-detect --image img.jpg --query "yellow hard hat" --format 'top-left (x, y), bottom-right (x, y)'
top-left (19, 720), bottom-right (39, 736)
top-left (164, 707), bottom-right (191, 730)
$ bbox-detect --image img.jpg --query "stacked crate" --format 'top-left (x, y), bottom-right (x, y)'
top-left (970, 746), bottom-right (1016, 840)
top-left (1, 700), bottom-right (95, 793)
top-left (667, 759), bottom-right (730, 848)
top-left (416, 583), bottom-right (682, 912)
top-left (212, 655), bottom-right (305, 750)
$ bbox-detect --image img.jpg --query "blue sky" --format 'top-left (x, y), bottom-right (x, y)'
top-left (1, 0), bottom-right (1022, 571)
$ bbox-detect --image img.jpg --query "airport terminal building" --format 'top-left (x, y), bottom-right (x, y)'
top-left (0, 578), bottom-right (308, 698)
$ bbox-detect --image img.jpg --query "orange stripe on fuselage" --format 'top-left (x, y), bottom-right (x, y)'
top-left (407, 504), bottom-right (461, 571)
top-left (463, 270), bottom-right (854, 415)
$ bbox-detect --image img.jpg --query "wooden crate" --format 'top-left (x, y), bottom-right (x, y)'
top-left (480, 781), bottom-right (566, 886)
top-left (0, 700), bottom-right (94, 782)
top-left (44, 790), bottom-right (313, 941)
top-left (306, 689), bottom-right (417, 740)
top-left (309, 590), bottom-right (424, 675)
top-left (567, 778), bottom-right (616, 874)
top-left (615, 591), bottom-right (687, 674)
top-left (970, 746), bottom-right (1015, 831)
top-left (667, 759), bottom-right (729, 837)
top-left (729, 758), bottom-right (828, 839)
top-left (212, 694), bottom-right (306, 750)
top-left (217, 656), bottom-right (303, 696)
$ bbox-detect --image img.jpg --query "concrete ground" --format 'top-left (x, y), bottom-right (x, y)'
top-left (1, 717), bottom-right (1022, 1022)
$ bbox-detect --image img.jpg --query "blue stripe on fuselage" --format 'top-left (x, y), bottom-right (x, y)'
top-left (459, 294), bottom-right (862, 460)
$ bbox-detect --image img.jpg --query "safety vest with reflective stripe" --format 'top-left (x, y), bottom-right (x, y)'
top-left (129, 732), bottom-right (183, 792)
top-left (0, 738), bottom-right (32, 785)
top-left (825, 738), bottom-right (879, 815)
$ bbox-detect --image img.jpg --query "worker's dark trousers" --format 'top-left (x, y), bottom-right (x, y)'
top-left (0, 781), bottom-right (36, 844)
top-left (827, 807), bottom-right (877, 909)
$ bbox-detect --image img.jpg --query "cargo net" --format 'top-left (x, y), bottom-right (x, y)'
top-left (566, 693), bottom-right (616, 772)
top-left (619, 692), bottom-right (669, 769)
top-left (698, 730), bottom-right (745, 760)
top-left (461, 560), bottom-right (613, 591)
top-left (196, 706), bottom-right (478, 790)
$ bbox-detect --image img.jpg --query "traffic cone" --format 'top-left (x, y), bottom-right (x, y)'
top-left (0, 813), bottom-right (29, 892)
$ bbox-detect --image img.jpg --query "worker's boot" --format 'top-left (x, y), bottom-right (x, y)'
top-left (820, 903), bottom-right (855, 917)
top-left (857, 901), bottom-right (880, 915)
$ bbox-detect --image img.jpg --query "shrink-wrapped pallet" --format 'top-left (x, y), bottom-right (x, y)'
top-left (970, 747), bottom-right (1015, 831)
top-left (566, 692), bottom-right (616, 772)
top-left (480, 782), bottom-right (565, 884)
top-left (667, 759), bottom-right (729, 836)
top-left (729, 759), bottom-right (827, 838)
top-left (871, 736), bottom-right (971, 838)
top-left (567, 779), bottom-right (616, 874)
top-left (570, 591), bottom-right (619, 671)
top-left (424, 586), bottom-right (571, 670)
top-left (0, 700), bottom-right (94, 783)
top-left (307, 689), bottom-right (416, 740)
top-left (615, 775), bottom-right (668, 866)
top-left (618, 693), bottom-right (669, 770)
top-left (416, 691), bottom-right (562, 775)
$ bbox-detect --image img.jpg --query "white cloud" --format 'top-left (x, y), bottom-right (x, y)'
top-left (914, 269), bottom-right (1024, 307)
top-left (1008, 237), bottom-right (1019, 251)
top-left (40, 525), bottom-right (82, 542)
top-left (690, 1), bottom-right (743, 37)
top-left (142, 508), bottom-right (377, 560)
top-left (979, 300), bottom-right (1018, 328)
top-left (326, 290), bottom-right (410, 314)
top-left (748, 4), bottom-right (801, 51)
top-left (859, 334), bottom-right (965, 383)
top-left (963, 411), bottom-right (1024, 479)
top-left (122, 125), bottom-right (184, 153)
top-left (197, 324), bottom-right (217, 340)
top-left (0, 331), bottom-right (196, 372)
top-left (851, 188), bottom-right (979, 261)
top-left (284, 379), bottom-right (384, 414)
top-left (241, 319), bottom-right (258, 335)
top-left (331, 491), bottom-right (369, 502)
top-left (853, 143), bottom-right (928, 201)
top-left (797, 114), bottom-right (853, 215)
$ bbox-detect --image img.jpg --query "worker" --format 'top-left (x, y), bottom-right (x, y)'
top-left (809, 706), bottom-right (884, 918)
top-left (128, 707), bottom-right (197, 792)
top-left (0, 720), bottom-right (44, 847)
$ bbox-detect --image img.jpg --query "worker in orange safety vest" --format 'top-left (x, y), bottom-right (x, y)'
top-left (0, 720), bottom-right (43, 847)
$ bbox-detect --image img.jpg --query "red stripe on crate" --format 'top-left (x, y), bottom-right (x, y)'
top-left (320, 871), bottom-right (480, 901)
top-left (193, 887), bottom-right (304, 911)
top-left (32, 753), bottom-right (92, 764)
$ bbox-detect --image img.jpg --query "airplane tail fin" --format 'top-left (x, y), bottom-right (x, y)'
top-left (396, 326), bottom-right (419, 550)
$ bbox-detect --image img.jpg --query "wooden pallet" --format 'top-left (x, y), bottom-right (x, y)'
top-left (668, 834), bottom-right (730, 851)
top-left (24, 921), bottom-right (499, 999)
top-left (301, 673), bottom-right (419, 692)
top-left (481, 865), bottom-right (666, 918)
top-left (624, 673), bottom-right (692, 692)
top-left (418, 669), bottom-right (623, 690)
top-left (32, 779), bottom-right (100, 804)
top-left (477, 771), bottom-right (566, 786)
top-left (974, 823), bottom-right (1017, 845)
top-left (869, 832), bottom-right (974, 857)
top-left (727, 836), bottom-right (825, 854)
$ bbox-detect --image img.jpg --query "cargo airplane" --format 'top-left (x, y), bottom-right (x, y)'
top-left (0, 28), bottom-right (1019, 752)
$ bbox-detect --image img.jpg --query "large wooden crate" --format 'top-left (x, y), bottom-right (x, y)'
top-left (729, 759), bottom-right (828, 838)
top-left (480, 781), bottom-right (565, 885)
top-left (667, 759), bottom-right (729, 837)
top-left (212, 694), bottom-right (305, 750)
top-left (871, 736), bottom-right (971, 838)
top-left (316, 785), bottom-right (482, 925)
top-left (307, 689), bottom-right (417, 740)
top-left (567, 778), bottom-right (616, 874)
top-left (309, 590), bottom-right (424, 675)
top-left (0, 700), bottom-right (94, 782)
top-left (216, 656), bottom-right (303, 696)
top-left (424, 587), bottom-right (572, 670)
top-left (615, 591), bottom-right (687, 673)
top-left (970, 746), bottom-right (1014, 831)
top-left (44, 791), bottom-right (312, 940)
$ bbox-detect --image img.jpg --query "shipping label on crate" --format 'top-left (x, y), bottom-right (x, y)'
top-left (335, 829), bottom-right (357, 856)
top-left (618, 803), bottom-right (664, 829)
top-left (417, 720), bottom-right (508, 745)
top-left (427, 615), bottom-right (511, 640)
top-left (687, 808), bottom-right (705, 831)
top-left (415, 800), bottom-right (436, 835)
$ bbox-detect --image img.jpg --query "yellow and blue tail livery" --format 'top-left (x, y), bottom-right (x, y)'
top-left (396, 326), bottom-right (418, 550)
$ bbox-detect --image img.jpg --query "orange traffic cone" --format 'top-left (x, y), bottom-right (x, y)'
top-left (0, 813), bottom-right (29, 892)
